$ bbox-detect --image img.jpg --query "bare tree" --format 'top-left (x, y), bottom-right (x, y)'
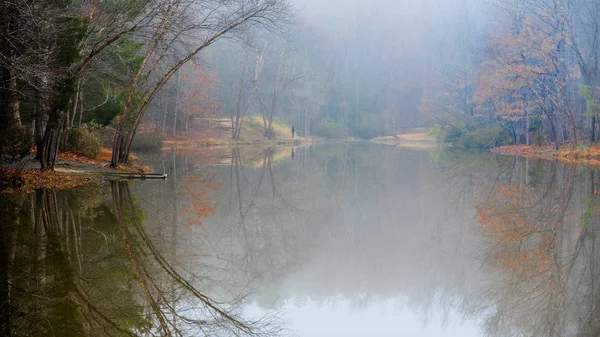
top-left (252, 43), bottom-right (302, 139)
top-left (110, 0), bottom-right (291, 167)
top-left (229, 51), bottom-right (252, 140)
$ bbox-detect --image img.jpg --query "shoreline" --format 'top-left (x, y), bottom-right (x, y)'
top-left (0, 140), bottom-right (340, 193)
top-left (160, 136), bottom-right (360, 150)
top-left (490, 144), bottom-right (600, 167)
top-left (370, 131), bottom-right (438, 149)
top-left (1, 133), bottom-right (454, 193)
top-left (0, 149), bottom-right (155, 194)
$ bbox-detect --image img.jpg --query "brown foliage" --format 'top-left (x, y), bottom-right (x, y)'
top-left (178, 172), bottom-right (221, 231)
top-left (475, 185), bottom-right (563, 282)
top-left (491, 145), bottom-right (600, 168)
top-left (0, 168), bottom-right (96, 194)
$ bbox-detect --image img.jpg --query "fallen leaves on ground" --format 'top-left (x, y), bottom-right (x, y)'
top-left (114, 164), bottom-right (153, 174)
top-left (490, 145), bottom-right (557, 158)
top-left (59, 151), bottom-right (110, 168)
top-left (59, 148), bottom-right (151, 173)
top-left (491, 145), bottom-right (600, 168)
top-left (0, 168), bottom-right (97, 194)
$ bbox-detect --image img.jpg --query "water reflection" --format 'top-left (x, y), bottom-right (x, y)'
top-left (137, 145), bottom-right (484, 335)
top-left (0, 182), bottom-right (280, 336)
top-left (458, 155), bottom-right (600, 337)
top-left (138, 145), bottom-right (600, 336)
top-left (3, 144), bottom-right (600, 336)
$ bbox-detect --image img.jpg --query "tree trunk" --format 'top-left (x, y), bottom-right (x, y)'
top-left (34, 97), bottom-right (46, 160)
top-left (71, 78), bottom-right (82, 127)
top-left (591, 115), bottom-right (596, 144)
top-left (525, 118), bottom-right (530, 145)
top-left (77, 89), bottom-right (84, 127)
top-left (111, 132), bottom-right (123, 167)
top-left (566, 106), bottom-right (578, 148)
top-left (162, 93), bottom-right (168, 133)
top-left (40, 112), bottom-right (64, 171)
top-left (9, 74), bottom-right (20, 127)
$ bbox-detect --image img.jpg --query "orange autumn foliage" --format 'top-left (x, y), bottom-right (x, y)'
top-left (178, 172), bottom-right (221, 232)
top-left (475, 185), bottom-right (563, 281)
top-left (474, 16), bottom-right (564, 121)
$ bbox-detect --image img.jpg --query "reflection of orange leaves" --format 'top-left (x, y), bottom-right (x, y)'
top-left (493, 241), bottom-right (563, 281)
top-left (475, 185), bottom-right (535, 243)
top-left (178, 172), bottom-right (221, 232)
top-left (475, 185), bottom-right (563, 282)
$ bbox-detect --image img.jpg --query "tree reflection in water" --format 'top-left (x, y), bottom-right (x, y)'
top-left (4, 145), bottom-right (600, 337)
top-left (466, 156), bottom-right (600, 337)
top-left (0, 182), bottom-right (281, 336)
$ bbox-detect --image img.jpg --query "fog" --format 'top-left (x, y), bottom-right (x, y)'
top-left (168, 0), bottom-right (492, 140)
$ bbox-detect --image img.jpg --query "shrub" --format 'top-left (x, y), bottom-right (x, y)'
top-left (533, 132), bottom-right (548, 146)
top-left (314, 118), bottom-right (346, 139)
top-left (353, 124), bottom-right (384, 139)
top-left (0, 125), bottom-right (31, 162)
top-left (442, 126), bottom-right (464, 143)
top-left (66, 123), bottom-right (103, 158)
top-left (131, 131), bottom-right (165, 151)
top-left (246, 115), bottom-right (291, 139)
top-left (455, 126), bottom-right (512, 150)
top-left (428, 124), bottom-right (443, 138)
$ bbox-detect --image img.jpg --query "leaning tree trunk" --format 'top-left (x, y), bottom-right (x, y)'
top-left (114, 127), bottom-right (138, 166)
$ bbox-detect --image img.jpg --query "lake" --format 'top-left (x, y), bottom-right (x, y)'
top-left (1, 143), bottom-right (598, 336)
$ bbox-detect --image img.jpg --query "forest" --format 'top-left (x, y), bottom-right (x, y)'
top-left (2, 0), bottom-right (600, 172)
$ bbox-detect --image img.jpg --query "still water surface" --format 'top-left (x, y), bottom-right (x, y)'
top-left (1, 143), bottom-right (599, 336)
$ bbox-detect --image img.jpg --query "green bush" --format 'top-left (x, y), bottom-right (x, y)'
top-left (442, 126), bottom-right (464, 143)
top-left (66, 123), bottom-right (103, 158)
top-left (314, 118), bottom-right (346, 139)
top-left (131, 131), bottom-right (165, 151)
top-left (428, 124), bottom-right (443, 138)
top-left (455, 126), bottom-right (512, 150)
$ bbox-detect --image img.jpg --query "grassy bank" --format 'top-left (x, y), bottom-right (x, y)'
top-left (162, 116), bottom-right (313, 149)
top-left (161, 116), bottom-right (362, 149)
top-left (371, 129), bottom-right (438, 149)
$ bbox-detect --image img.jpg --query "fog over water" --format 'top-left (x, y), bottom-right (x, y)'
top-left (3, 0), bottom-right (600, 335)
top-left (130, 144), bottom-right (600, 336)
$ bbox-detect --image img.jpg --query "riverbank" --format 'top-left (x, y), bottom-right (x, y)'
top-left (490, 144), bottom-right (600, 167)
top-left (161, 116), bottom-right (365, 150)
top-left (371, 129), bottom-right (438, 149)
top-left (0, 167), bottom-right (99, 194)
top-left (162, 136), bottom-right (321, 150)
top-left (0, 148), bottom-right (154, 194)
